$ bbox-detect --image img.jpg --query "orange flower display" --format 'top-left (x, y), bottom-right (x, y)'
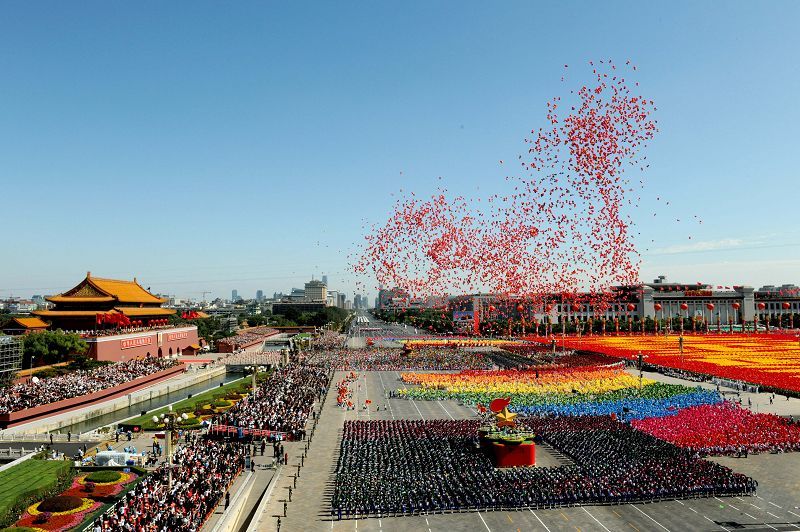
top-left (532, 333), bottom-right (800, 391)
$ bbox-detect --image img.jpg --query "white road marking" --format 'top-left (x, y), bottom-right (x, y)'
top-left (581, 506), bottom-right (612, 531)
top-left (477, 511), bottom-right (492, 531)
top-left (630, 504), bottom-right (670, 531)
top-left (437, 400), bottom-right (455, 420)
top-left (530, 510), bottom-right (551, 532)
top-left (377, 372), bottom-right (395, 420)
top-left (394, 370), bottom-right (426, 419)
top-left (769, 501), bottom-right (783, 509)
top-left (789, 510), bottom-right (800, 518)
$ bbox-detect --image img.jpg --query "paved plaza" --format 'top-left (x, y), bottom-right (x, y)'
top-left (260, 370), bottom-right (800, 532)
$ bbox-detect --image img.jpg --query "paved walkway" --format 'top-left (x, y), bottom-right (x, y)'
top-left (251, 373), bottom-right (341, 531)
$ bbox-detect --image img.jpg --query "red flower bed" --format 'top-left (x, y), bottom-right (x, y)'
top-left (632, 402), bottom-right (800, 455)
top-left (14, 498), bottom-right (102, 532)
top-left (13, 472), bottom-right (137, 531)
top-left (62, 473), bottom-right (136, 499)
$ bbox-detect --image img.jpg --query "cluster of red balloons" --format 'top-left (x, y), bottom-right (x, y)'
top-left (354, 61), bottom-right (658, 311)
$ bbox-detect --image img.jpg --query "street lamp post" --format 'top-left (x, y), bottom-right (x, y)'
top-left (152, 405), bottom-right (189, 490)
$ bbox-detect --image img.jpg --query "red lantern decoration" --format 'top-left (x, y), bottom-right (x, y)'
top-left (517, 304), bottom-right (524, 312)
top-left (706, 303), bottom-right (715, 311)
top-left (545, 304), bottom-right (553, 312)
top-left (731, 302), bottom-right (740, 310)
top-left (653, 303), bottom-right (662, 311)
top-left (626, 303), bottom-right (636, 312)
top-left (782, 302), bottom-right (791, 310)
top-left (571, 304), bottom-right (581, 312)
top-left (680, 303), bottom-right (689, 311)
top-left (488, 305), bottom-right (496, 312)
top-left (757, 302), bottom-right (766, 310)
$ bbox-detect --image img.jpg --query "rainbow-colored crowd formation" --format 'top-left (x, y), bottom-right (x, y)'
top-left (399, 362), bottom-right (800, 455)
top-left (399, 365), bottom-right (720, 420)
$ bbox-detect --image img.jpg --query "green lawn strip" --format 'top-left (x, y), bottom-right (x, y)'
top-left (124, 377), bottom-right (249, 429)
top-left (0, 459), bottom-right (73, 529)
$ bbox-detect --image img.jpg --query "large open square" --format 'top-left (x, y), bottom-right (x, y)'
top-left (272, 365), bottom-right (800, 532)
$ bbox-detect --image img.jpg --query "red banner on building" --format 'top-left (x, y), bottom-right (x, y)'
top-left (120, 336), bottom-right (153, 349)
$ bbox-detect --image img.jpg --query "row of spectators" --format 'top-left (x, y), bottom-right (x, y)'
top-left (312, 330), bottom-right (346, 350)
top-left (332, 418), bottom-right (755, 516)
top-left (213, 362), bottom-right (329, 440)
top-left (220, 350), bottom-right (283, 367)
top-left (0, 357), bottom-right (179, 414)
top-left (309, 348), bottom-right (494, 371)
top-left (94, 439), bottom-right (246, 531)
top-left (216, 327), bottom-right (279, 351)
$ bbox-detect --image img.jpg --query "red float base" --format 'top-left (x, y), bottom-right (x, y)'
top-left (479, 435), bottom-right (536, 467)
top-left (491, 441), bottom-right (536, 467)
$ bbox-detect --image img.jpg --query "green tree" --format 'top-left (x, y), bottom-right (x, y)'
top-left (22, 330), bottom-right (88, 367)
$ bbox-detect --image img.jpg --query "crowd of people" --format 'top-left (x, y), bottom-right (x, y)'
top-left (216, 327), bottom-right (279, 351)
top-left (220, 350), bottom-right (283, 367)
top-left (310, 348), bottom-right (494, 371)
top-left (92, 438), bottom-right (246, 531)
top-left (312, 330), bottom-right (346, 350)
top-left (0, 357), bottom-right (179, 413)
top-left (213, 362), bottom-right (329, 439)
top-left (332, 417), bottom-right (755, 517)
top-left (632, 401), bottom-right (800, 455)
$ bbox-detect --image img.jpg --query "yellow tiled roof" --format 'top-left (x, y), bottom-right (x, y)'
top-left (46, 273), bottom-right (167, 305)
top-left (47, 295), bottom-right (115, 303)
top-left (88, 276), bottom-right (167, 304)
top-left (9, 317), bottom-right (49, 329)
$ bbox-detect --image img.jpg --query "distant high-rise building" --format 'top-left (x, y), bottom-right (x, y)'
top-left (231, 289), bottom-right (238, 301)
top-left (305, 280), bottom-right (327, 302)
top-left (256, 290), bottom-right (264, 302)
top-left (322, 275), bottom-right (328, 286)
top-left (337, 293), bottom-right (346, 308)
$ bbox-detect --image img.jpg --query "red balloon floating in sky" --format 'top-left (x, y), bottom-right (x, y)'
top-left (353, 61), bottom-right (659, 313)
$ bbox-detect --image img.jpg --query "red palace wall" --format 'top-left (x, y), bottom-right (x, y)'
top-left (0, 364), bottom-right (186, 428)
top-left (86, 326), bottom-right (200, 362)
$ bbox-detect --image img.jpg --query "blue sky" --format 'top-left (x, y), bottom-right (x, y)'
top-left (1, 1), bottom-right (799, 300)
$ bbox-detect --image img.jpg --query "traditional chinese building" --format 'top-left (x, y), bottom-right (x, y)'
top-left (29, 272), bottom-right (201, 361)
top-left (33, 272), bottom-right (176, 330)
